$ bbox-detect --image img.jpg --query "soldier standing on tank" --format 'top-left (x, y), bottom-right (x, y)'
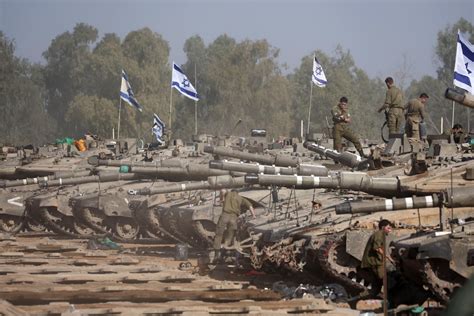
top-left (378, 77), bottom-right (404, 135)
top-left (210, 189), bottom-right (255, 263)
top-left (404, 93), bottom-right (429, 141)
top-left (360, 219), bottom-right (395, 298)
top-left (331, 96), bottom-right (366, 157)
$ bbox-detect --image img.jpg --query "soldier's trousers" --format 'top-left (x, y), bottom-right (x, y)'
top-left (213, 212), bottom-right (238, 251)
top-left (405, 117), bottom-right (421, 140)
top-left (333, 125), bottom-right (363, 153)
top-left (387, 108), bottom-right (404, 134)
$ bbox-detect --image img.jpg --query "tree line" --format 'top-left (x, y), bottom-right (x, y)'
top-left (0, 18), bottom-right (472, 146)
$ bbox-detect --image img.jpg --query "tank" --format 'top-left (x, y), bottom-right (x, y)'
top-left (24, 172), bottom-right (144, 238)
top-left (125, 175), bottom-right (257, 247)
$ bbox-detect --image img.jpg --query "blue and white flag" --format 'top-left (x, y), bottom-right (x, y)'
top-left (120, 70), bottom-right (143, 112)
top-left (171, 62), bottom-right (199, 101)
top-left (312, 56), bottom-right (327, 88)
top-left (152, 113), bottom-right (165, 144)
top-left (454, 30), bottom-right (474, 94)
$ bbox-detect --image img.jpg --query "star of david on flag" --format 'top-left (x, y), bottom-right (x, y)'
top-left (453, 30), bottom-right (474, 94)
top-left (171, 62), bottom-right (200, 101)
top-left (120, 69), bottom-right (143, 112)
top-left (152, 113), bottom-right (165, 144)
top-left (312, 57), bottom-right (327, 88)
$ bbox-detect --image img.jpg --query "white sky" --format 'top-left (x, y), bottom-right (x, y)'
top-left (1, 0), bottom-right (473, 81)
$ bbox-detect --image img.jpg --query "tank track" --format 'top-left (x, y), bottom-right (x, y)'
top-left (37, 207), bottom-right (83, 238)
top-left (316, 233), bottom-right (368, 294)
top-left (74, 207), bottom-right (164, 244)
top-left (0, 214), bottom-right (24, 234)
top-left (421, 259), bottom-right (464, 303)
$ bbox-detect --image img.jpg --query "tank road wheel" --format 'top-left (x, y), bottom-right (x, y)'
top-left (0, 215), bottom-right (23, 233)
top-left (114, 218), bottom-right (140, 240)
top-left (193, 219), bottom-right (215, 245)
top-left (26, 218), bottom-right (46, 232)
top-left (73, 220), bottom-right (96, 236)
top-left (423, 259), bottom-right (465, 303)
top-left (81, 208), bottom-right (109, 234)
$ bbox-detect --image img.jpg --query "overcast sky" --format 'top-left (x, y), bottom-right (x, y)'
top-left (1, 0), bottom-right (473, 82)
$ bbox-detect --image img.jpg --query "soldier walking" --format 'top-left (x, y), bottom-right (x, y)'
top-left (331, 96), bottom-right (366, 157)
top-left (210, 189), bottom-right (255, 263)
top-left (378, 77), bottom-right (404, 135)
top-left (360, 219), bottom-right (395, 298)
top-left (404, 93), bottom-right (429, 141)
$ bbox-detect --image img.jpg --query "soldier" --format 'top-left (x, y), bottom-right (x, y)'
top-left (444, 123), bottom-right (466, 144)
top-left (378, 77), bottom-right (404, 135)
top-left (404, 93), bottom-right (429, 141)
top-left (360, 219), bottom-right (395, 298)
top-left (331, 96), bottom-right (366, 157)
top-left (210, 189), bottom-right (255, 263)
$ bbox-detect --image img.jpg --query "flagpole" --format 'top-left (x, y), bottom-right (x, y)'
top-left (194, 63), bottom-right (198, 136)
top-left (117, 98), bottom-right (122, 139)
top-left (307, 79), bottom-right (314, 136)
top-left (169, 86), bottom-right (173, 138)
top-left (451, 101), bottom-right (455, 128)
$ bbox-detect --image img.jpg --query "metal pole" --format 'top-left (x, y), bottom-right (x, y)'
top-left (307, 80), bottom-right (314, 135)
top-left (467, 108), bottom-right (471, 135)
top-left (451, 100), bottom-right (455, 128)
top-left (382, 232), bottom-right (388, 316)
top-left (169, 86), bottom-right (173, 138)
top-left (441, 117), bottom-right (444, 134)
top-left (117, 98), bottom-right (122, 139)
top-left (194, 63), bottom-right (198, 135)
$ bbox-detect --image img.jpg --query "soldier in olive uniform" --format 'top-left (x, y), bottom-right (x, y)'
top-left (443, 123), bottom-right (466, 144)
top-left (211, 189), bottom-right (255, 262)
top-left (404, 93), bottom-right (429, 141)
top-left (361, 219), bottom-right (394, 297)
top-left (332, 96), bottom-right (366, 157)
top-left (378, 77), bottom-right (405, 135)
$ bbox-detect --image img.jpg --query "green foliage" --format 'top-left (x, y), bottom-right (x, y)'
top-left (2, 19), bottom-right (472, 145)
top-left (0, 32), bottom-right (55, 145)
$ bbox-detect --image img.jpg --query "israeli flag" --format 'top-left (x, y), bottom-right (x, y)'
top-left (453, 30), bottom-right (474, 94)
top-left (312, 56), bottom-right (327, 88)
top-left (152, 113), bottom-right (165, 144)
top-left (171, 62), bottom-right (199, 101)
top-left (120, 69), bottom-right (143, 112)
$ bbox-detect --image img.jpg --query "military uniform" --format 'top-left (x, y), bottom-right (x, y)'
top-left (384, 86), bottom-right (404, 134)
top-left (404, 98), bottom-right (426, 140)
top-left (213, 191), bottom-right (252, 253)
top-left (331, 104), bottom-right (364, 155)
top-left (361, 230), bottom-right (385, 296)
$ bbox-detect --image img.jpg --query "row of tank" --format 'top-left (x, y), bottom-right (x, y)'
top-left (1, 88), bottom-right (473, 305)
top-left (1, 137), bottom-right (473, 305)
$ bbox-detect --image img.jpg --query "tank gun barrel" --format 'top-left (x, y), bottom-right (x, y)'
top-left (335, 187), bottom-right (474, 214)
top-left (244, 172), bottom-right (399, 196)
top-left (0, 170), bottom-right (93, 188)
top-left (445, 88), bottom-right (474, 109)
top-left (130, 175), bottom-right (246, 195)
top-left (87, 156), bottom-right (185, 168)
top-left (129, 164), bottom-right (244, 181)
top-left (209, 160), bottom-right (328, 176)
top-left (39, 172), bottom-right (141, 188)
top-left (303, 142), bottom-right (365, 169)
top-left (203, 145), bottom-right (299, 167)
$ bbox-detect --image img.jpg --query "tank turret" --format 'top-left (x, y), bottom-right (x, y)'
top-left (203, 145), bottom-right (299, 167)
